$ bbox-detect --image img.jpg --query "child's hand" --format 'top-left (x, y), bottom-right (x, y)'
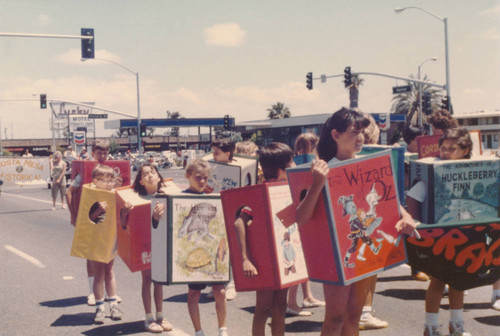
top-left (90, 201), bottom-right (107, 222)
top-left (152, 201), bottom-right (165, 221)
top-left (242, 259), bottom-right (258, 277)
top-left (395, 206), bottom-right (418, 236)
top-left (311, 159), bottom-right (329, 188)
top-left (121, 201), bottom-right (134, 216)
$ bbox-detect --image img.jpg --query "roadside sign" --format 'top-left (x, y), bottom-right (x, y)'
top-left (88, 113), bottom-right (108, 119)
top-left (392, 85), bottom-right (412, 94)
top-left (74, 131), bottom-right (86, 145)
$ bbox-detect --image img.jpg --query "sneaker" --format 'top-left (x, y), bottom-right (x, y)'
top-left (87, 293), bottom-right (96, 306)
top-left (219, 327), bottom-right (228, 336)
top-left (358, 313), bottom-right (388, 330)
top-left (110, 304), bottom-right (123, 320)
top-left (226, 284), bottom-right (237, 301)
top-left (423, 325), bottom-right (443, 336)
top-left (449, 321), bottom-right (471, 336)
top-left (144, 319), bottom-right (163, 333)
top-left (94, 307), bottom-right (105, 324)
top-left (302, 298), bottom-right (326, 308)
top-left (194, 330), bottom-right (206, 336)
top-left (492, 295), bottom-right (500, 311)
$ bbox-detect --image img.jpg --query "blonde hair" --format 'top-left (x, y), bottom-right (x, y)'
top-left (362, 113), bottom-right (380, 145)
top-left (185, 159), bottom-right (211, 176)
top-left (294, 132), bottom-right (319, 155)
top-left (91, 164), bottom-right (114, 179)
top-left (235, 141), bottom-right (259, 156)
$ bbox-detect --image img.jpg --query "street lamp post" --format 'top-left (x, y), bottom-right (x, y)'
top-left (81, 58), bottom-right (143, 155)
top-left (395, 6), bottom-right (450, 109)
top-left (418, 57), bottom-right (438, 126)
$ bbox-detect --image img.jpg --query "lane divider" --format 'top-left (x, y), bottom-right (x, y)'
top-left (5, 245), bottom-right (46, 268)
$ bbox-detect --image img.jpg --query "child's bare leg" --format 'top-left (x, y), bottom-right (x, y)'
top-left (187, 288), bottom-right (202, 332)
top-left (426, 277), bottom-right (446, 313)
top-left (153, 282), bottom-right (164, 313)
top-left (212, 284), bottom-right (227, 328)
top-left (448, 286), bottom-right (464, 310)
top-left (270, 288), bottom-right (288, 336)
top-left (141, 269), bottom-right (153, 314)
top-left (253, 290), bottom-right (274, 336)
top-left (321, 284), bottom-right (351, 336)
top-left (92, 261), bottom-right (105, 301)
top-left (103, 259), bottom-right (117, 298)
top-left (287, 285), bottom-right (301, 310)
top-left (341, 279), bottom-right (366, 336)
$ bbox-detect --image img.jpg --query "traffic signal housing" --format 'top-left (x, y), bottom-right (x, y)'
top-left (81, 28), bottom-right (95, 59)
top-left (423, 92), bottom-right (432, 115)
top-left (441, 96), bottom-right (450, 111)
top-left (223, 115), bottom-right (230, 130)
top-left (40, 94), bottom-right (47, 109)
top-left (140, 123), bottom-right (147, 137)
top-left (344, 66), bottom-right (352, 87)
top-left (306, 72), bottom-right (313, 90)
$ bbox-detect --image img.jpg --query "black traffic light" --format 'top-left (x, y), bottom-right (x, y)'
top-left (40, 94), bottom-right (47, 109)
top-left (306, 72), bottom-right (313, 90)
top-left (423, 92), bottom-right (432, 115)
top-left (441, 96), bottom-right (450, 111)
top-left (223, 115), bottom-right (230, 130)
top-left (140, 123), bottom-right (147, 137)
top-left (344, 66), bottom-right (352, 88)
top-left (81, 28), bottom-right (95, 59)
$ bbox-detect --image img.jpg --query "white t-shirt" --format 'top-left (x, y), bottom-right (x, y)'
top-left (406, 180), bottom-right (427, 203)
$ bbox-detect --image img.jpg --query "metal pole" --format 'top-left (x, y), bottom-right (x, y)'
top-left (418, 66), bottom-right (422, 127)
top-left (444, 18), bottom-right (451, 109)
top-left (136, 72), bottom-right (142, 156)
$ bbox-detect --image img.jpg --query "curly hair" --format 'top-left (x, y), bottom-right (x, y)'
top-left (428, 109), bottom-right (458, 132)
top-left (438, 127), bottom-right (473, 159)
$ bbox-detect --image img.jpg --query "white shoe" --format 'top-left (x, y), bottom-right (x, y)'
top-left (226, 284), bottom-right (237, 301)
top-left (87, 293), bottom-right (96, 306)
top-left (219, 327), bottom-right (228, 336)
top-left (491, 296), bottom-right (500, 311)
top-left (449, 321), bottom-right (471, 336)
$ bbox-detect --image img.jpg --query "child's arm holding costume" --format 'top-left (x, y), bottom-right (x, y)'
top-left (296, 159), bottom-right (329, 227)
top-left (234, 210), bottom-right (258, 277)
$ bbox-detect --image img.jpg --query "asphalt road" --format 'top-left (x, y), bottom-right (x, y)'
top-left (0, 167), bottom-right (498, 335)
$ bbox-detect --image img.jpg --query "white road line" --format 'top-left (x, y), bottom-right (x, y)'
top-left (3, 193), bottom-right (53, 205)
top-left (5, 245), bottom-right (46, 268)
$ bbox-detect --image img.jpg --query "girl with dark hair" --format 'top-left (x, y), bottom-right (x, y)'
top-left (121, 163), bottom-right (173, 333)
top-left (297, 108), bottom-right (417, 336)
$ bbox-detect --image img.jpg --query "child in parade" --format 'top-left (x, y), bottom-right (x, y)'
top-left (286, 133), bottom-right (324, 316)
top-left (88, 164), bottom-right (123, 324)
top-left (234, 142), bottom-right (296, 336)
top-left (183, 159), bottom-right (228, 336)
top-left (209, 139), bottom-right (238, 300)
top-left (406, 127), bottom-right (473, 336)
top-left (50, 150), bottom-right (67, 210)
top-left (119, 163), bottom-right (173, 333)
top-left (296, 108), bottom-right (417, 336)
top-left (66, 139), bottom-right (121, 306)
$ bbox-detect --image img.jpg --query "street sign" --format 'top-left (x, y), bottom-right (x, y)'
top-left (88, 113), bottom-right (108, 119)
top-left (392, 85), bottom-right (412, 94)
top-left (76, 127), bottom-right (87, 132)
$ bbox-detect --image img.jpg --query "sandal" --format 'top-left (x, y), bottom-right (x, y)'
top-left (144, 319), bottom-right (163, 333)
top-left (157, 318), bottom-right (173, 331)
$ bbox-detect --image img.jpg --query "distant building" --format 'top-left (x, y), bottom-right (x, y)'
top-left (455, 110), bottom-right (500, 150)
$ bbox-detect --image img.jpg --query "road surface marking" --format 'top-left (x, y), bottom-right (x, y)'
top-left (63, 276), bottom-right (74, 280)
top-left (3, 193), bottom-right (53, 205)
top-left (5, 245), bottom-right (46, 268)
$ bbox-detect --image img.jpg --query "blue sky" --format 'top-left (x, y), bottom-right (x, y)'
top-left (0, 0), bottom-right (499, 139)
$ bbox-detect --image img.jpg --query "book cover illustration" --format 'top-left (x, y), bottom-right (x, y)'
top-left (172, 197), bottom-right (229, 283)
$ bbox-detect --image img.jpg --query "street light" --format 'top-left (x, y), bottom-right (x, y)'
top-left (395, 6), bottom-right (450, 111)
top-left (418, 56), bottom-right (438, 126)
top-left (81, 58), bottom-right (143, 155)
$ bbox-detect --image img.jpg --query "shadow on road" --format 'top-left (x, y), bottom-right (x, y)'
top-left (40, 296), bottom-right (87, 308)
top-left (377, 288), bottom-right (426, 301)
top-left (474, 315), bottom-right (500, 326)
top-left (50, 312), bottom-right (94, 327)
top-left (82, 320), bottom-right (146, 335)
top-left (285, 320), bottom-right (323, 333)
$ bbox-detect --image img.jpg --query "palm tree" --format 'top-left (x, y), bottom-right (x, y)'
top-left (166, 110), bottom-right (183, 137)
top-left (267, 102), bottom-right (291, 119)
top-left (391, 75), bottom-right (442, 126)
top-left (345, 74), bottom-right (364, 109)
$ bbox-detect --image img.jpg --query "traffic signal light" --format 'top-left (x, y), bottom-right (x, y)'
top-left (223, 115), bottom-right (230, 130)
top-left (306, 72), bottom-right (313, 90)
top-left (40, 94), bottom-right (47, 109)
top-left (423, 92), bottom-right (432, 115)
top-left (81, 28), bottom-right (95, 59)
top-left (441, 96), bottom-right (450, 111)
top-left (344, 66), bottom-right (352, 88)
top-left (140, 123), bottom-right (147, 137)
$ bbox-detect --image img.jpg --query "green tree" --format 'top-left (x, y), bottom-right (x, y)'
top-left (166, 110), bottom-right (183, 137)
top-left (267, 102), bottom-right (291, 119)
top-left (391, 74), bottom-right (442, 126)
top-left (109, 141), bottom-right (120, 154)
top-left (472, 182), bottom-right (485, 200)
top-left (345, 74), bottom-right (364, 109)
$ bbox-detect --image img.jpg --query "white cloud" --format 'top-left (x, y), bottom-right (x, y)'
top-left (479, 5), bottom-right (500, 16)
top-left (203, 23), bottom-right (246, 47)
top-left (481, 28), bottom-right (499, 40)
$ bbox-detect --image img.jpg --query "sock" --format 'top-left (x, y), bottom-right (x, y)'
top-left (195, 330), bottom-right (205, 336)
top-left (145, 313), bottom-right (154, 321)
top-left (108, 297), bottom-right (117, 307)
top-left (425, 312), bottom-right (439, 327)
top-left (493, 289), bottom-right (500, 299)
top-left (88, 276), bottom-right (94, 294)
top-left (96, 301), bottom-right (104, 311)
top-left (361, 306), bottom-right (372, 319)
top-left (219, 327), bottom-right (228, 335)
top-left (449, 309), bottom-right (463, 323)
top-left (156, 312), bottom-right (163, 321)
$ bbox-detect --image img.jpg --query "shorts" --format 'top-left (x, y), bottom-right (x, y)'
top-left (188, 283), bottom-right (208, 291)
top-left (51, 179), bottom-right (67, 198)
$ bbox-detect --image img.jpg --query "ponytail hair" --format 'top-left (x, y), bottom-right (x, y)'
top-left (317, 107), bottom-right (370, 162)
